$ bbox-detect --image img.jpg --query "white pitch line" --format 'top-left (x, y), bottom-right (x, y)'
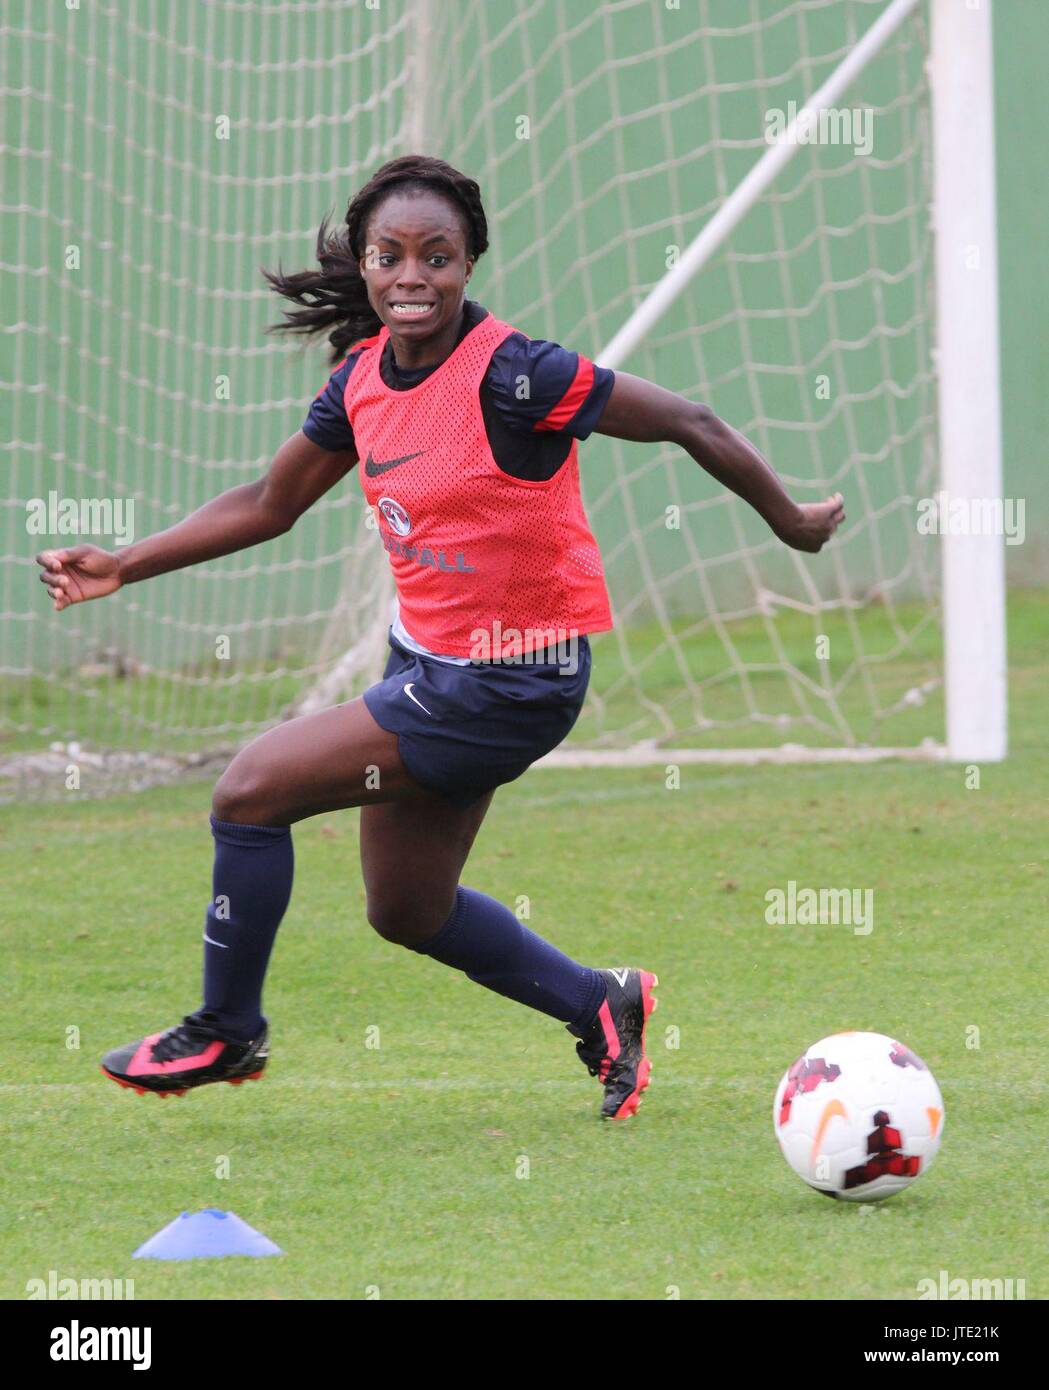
top-left (0, 1074), bottom-right (1017, 1098)
top-left (0, 1075), bottom-right (696, 1097)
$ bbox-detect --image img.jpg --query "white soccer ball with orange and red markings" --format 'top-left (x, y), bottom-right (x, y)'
top-left (773, 1031), bottom-right (945, 1202)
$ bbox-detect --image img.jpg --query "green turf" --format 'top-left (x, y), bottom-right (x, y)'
top-left (1, 594), bottom-right (1046, 1300)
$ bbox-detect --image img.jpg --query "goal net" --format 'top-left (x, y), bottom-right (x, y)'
top-left (2, 0), bottom-right (988, 800)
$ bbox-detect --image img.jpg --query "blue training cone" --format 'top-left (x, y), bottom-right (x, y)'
top-left (132, 1209), bottom-right (283, 1260)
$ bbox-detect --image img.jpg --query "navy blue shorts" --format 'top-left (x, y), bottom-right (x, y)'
top-left (362, 629), bottom-right (591, 808)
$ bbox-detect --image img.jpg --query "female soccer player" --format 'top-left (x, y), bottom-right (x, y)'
top-left (37, 155), bottom-right (843, 1120)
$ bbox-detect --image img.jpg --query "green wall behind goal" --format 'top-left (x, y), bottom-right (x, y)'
top-left (3, 0), bottom-right (1045, 755)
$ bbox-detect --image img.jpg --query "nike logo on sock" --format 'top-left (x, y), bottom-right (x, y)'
top-left (403, 682), bottom-right (433, 716)
top-left (364, 449), bottom-right (424, 477)
top-left (203, 931), bottom-right (229, 949)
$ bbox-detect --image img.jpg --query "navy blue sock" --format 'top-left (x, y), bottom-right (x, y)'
top-left (412, 886), bottom-right (606, 1027)
top-left (198, 815), bottom-right (294, 1041)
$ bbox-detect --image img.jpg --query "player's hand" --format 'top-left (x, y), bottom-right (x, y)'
top-left (777, 493), bottom-right (845, 553)
top-left (36, 545), bottom-right (123, 611)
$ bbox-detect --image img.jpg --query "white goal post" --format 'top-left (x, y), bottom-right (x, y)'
top-left (929, 0), bottom-right (1005, 762)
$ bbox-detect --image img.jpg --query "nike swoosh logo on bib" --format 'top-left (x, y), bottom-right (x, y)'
top-left (364, 450), bottom-right (425, 477)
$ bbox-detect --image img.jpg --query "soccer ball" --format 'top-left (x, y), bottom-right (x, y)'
top-left (773, 1031), bottom-right (944, 1202)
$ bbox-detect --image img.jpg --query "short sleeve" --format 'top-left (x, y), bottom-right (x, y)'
top-left (487, 333), bottom-right (615, 439)
top-left (302, 356), bottom-right (357, 452)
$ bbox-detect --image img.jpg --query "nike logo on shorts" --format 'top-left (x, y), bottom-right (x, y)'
top-left (403, 682), bottom-right (433, 716)
top-left (364, 450), bottom-right (424, 477)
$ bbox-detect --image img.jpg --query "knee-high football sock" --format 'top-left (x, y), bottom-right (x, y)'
top-left (197, 815), bottom-right (294, 1041)
top-left (411, 885), bottom-right (606, 1029)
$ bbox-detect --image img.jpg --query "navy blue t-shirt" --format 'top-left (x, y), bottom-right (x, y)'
top-left (302, 300), bottom-right (614, 483)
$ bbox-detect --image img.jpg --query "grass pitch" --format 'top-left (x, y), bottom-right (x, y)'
top-left (1, 593), bottom-right (1046, 1300)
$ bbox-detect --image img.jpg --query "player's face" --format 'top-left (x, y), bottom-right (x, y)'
top-left (361, 191), bottom-right (474, 367)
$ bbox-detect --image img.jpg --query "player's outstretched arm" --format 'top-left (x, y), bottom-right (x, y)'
top-left (36, 430), bottom-right (358, 611)
top-left (593, 370), bottom-right (844, 554)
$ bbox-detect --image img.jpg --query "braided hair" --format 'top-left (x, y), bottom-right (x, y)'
top-left (264, 155), bottom-right (489, 364)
